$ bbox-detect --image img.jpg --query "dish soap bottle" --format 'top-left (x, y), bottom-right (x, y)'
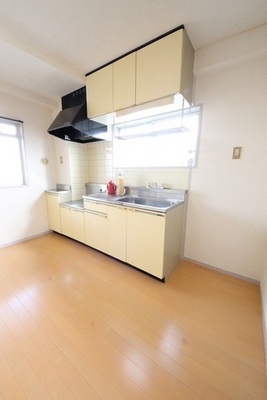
top-left (117, 172), bottom-right (124, 196)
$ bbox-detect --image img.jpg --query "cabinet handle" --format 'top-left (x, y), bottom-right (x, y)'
top-left (129, 208), bottom-right (165, 217)
top-left (85, 210), bottom-right (107, 217)
top-left (85, 200), bottom-right (101, 205)
top-left (108, 205), bottom-right (127, 211)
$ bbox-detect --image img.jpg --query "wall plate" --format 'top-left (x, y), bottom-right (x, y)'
top-left (232, 146), bottom-right (241, 159)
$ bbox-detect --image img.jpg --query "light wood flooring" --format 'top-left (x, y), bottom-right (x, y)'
top-left (0, 232), bottom-right (266, 400)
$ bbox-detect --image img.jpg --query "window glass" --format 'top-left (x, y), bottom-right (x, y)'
top-left (113, 105), bottom-right (201, 168)
top-left (0, 117), bottom-right (28, 187)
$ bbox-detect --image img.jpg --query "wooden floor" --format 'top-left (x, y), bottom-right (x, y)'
top-left (0, 233), bottom-right (266, 400)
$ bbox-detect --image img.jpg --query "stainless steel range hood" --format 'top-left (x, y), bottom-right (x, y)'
top-left (47, 87), bottom-right (108, 143)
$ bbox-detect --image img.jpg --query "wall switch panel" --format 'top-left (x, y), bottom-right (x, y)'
top-left (232, 146), bottom-right (241, 159)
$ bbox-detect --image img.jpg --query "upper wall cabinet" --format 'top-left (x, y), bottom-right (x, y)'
top-left (86, 54), bottom-right (136, 119)
top-left (136, 29), bottom-right (194, 105)
top-left (113, 52), bottom-right (136, 111)
top-left (86, 27), bottom-right (194, 119)
top-left (86, 64), bottom-right (113, 118)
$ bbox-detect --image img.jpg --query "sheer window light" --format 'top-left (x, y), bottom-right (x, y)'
top-left (0, 117), bottom-right (28, 187)
top-left (113, 105), bottom-right (201, 168)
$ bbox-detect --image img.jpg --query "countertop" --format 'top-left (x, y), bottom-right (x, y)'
top-left (82, 193), bottom-right (184, 213)
top-left (60, 199), bottom-right (84, 209)
top-left (46, 189), bottom-right (71, 194)
top-left (59, 188), bottom-right (186, 213)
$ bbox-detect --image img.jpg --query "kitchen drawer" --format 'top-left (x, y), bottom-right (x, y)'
top-left (84, 200), bottom-right (108, 214)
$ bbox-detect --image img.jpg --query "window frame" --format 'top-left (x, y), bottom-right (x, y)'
top-left (0, 116), bottom-right (28, 188)
top-left (112, 105), bottom-right (201, 168)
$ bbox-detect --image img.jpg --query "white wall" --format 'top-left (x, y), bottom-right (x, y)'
top-left (54, 135), bottom-right (71, 186)
top-left (185, 25), bottom-right (267, 361)
top-left (0, 91), bottom-right (57, 246)
top-left (184, 25), bottom-right (267, 281)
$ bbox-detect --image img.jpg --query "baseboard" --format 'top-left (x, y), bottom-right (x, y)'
top-left (0, 230), bottom-right (51, 249)
top-left (182, 256), bottom-right (260, 285)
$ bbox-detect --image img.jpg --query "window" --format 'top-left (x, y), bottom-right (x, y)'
top-left (113, 105), bottom-right (201, 168)
top-left (0, 117), bottom-right (28, 187)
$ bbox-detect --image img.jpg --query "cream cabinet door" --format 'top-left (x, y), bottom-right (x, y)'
top-left (60, 205), bottom-right (73, 237)
top-left (86, 64), bottom-right (113, 118)
top-left (84, 210), bottom-right (108, 253)
top-left (60, 206), bottom-right (85, 243)
top-left (136, 29), bottom-right (183, 105)
top-left (107, 205), bottom-right (127, 261)
top-left (72, 209), bottom-right (85, 243)
top-left (46, 193), bottom-right (61, 233)
top-left (113, 53), bottom-right (136, 111)
top-left (126, 209), bottom-right (166, 279)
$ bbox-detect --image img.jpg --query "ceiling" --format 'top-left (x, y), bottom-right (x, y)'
top-left (0, 0), bottom-right (267, 107)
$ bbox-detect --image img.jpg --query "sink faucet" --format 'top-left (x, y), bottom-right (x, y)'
top-left (147, 182), bottom-right (163, 188)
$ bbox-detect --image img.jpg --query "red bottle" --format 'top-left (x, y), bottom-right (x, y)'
top-left (107, 180), bottom-right (116, 195)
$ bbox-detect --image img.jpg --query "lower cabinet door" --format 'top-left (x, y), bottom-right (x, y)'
top-left (72, 209), bottom-right (84, 242)
top-left (107, 205), bottom-right (127, 261)
top-left (126, 209), bottom-right (166, 278)
top-left (46, 193), bottom-right (61, 233)
top-left (60, 206), bottom-right (73, 237)
top-left (60, 206), bottom-right (85, 243)
top-left (84, 210), bottom-right (107, 253)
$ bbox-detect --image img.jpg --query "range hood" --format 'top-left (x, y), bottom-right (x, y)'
top-left (47, 87), bottom-right (108, 143)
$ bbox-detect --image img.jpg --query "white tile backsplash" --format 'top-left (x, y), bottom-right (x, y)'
top-left (68, 140), bottom-right (190, 199)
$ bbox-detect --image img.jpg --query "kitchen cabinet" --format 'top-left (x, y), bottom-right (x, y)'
top-left (60, 205), bottom-right (84, 243)
top-left (162, 204), bottom-right (184, 278)
top-left (46, 193), bottom-right (61, 232)
top-left (86, 28), bottom-right (194, 118)
top-left (107, 205), bottom-right (127, 261)
top-left (86, 64), bottom-right (113, 118)
top-left (83, 196), bottom-right (184, 280)
top-left (46, 191), bottom-right (71, 233)
top-left (72, 209), bottom-right (85, 243)
top-left (113, 53), bottom-right (136, 111)
top-left (136, 29), bottom-right (179, 104)
top-left (126, 208), bottom-right (165, 278)
top-left (86, 54), bottom-right (136, 118)
top-left (84, 200), bottom-right (108, 253)
top-left (127, 204), bottom-right (184, 280)
top-left (60, 205), bottom-right (72, 237)
top-left (136, 29), bottom-right (194, 105)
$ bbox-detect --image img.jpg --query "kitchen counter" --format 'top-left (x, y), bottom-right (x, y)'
top-left (59, 187), bottom-right (186, 213)
top-left (82, 188), bottom-right (186, 213)
top-left (46, 189), bottom-right (71, 194)
top-left (61, 200), bottom-right (84, 209)
top-left (46, 184), bottom-right (71, 194)
top-left (84, 193), bottom-right (122, 202)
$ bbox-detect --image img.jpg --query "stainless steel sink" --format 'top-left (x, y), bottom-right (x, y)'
top-left (115, 195), bottom-right (179, 208)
